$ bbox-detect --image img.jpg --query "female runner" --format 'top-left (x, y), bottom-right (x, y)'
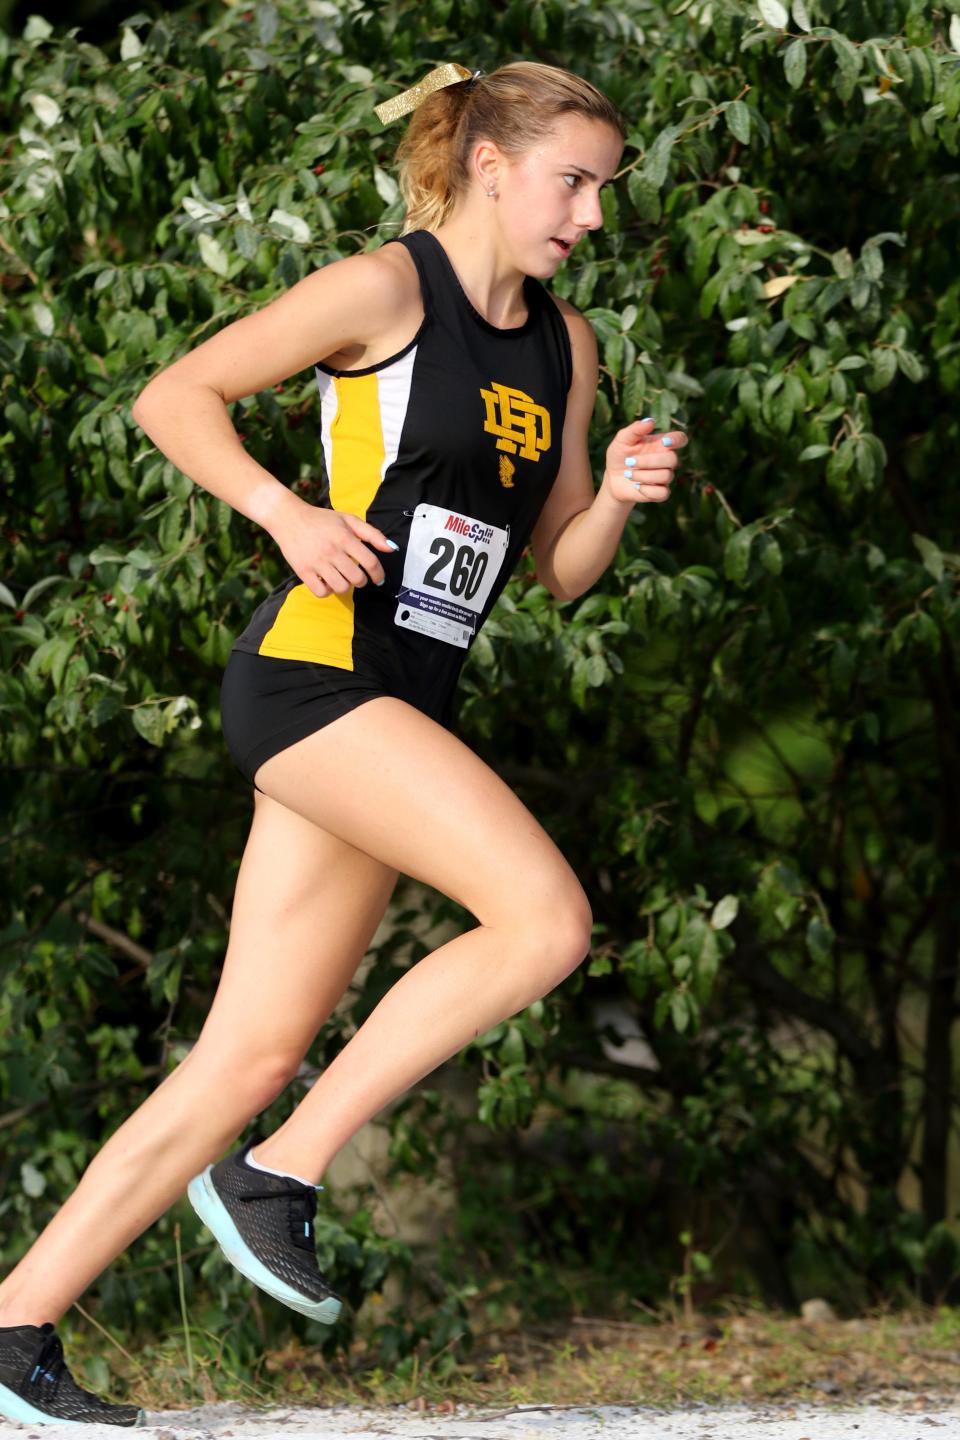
top-left (0, 59), bottom-right (684, 1425)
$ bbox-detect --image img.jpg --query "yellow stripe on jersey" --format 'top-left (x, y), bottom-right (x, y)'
top-left (329, 373), bottom-right (385, 518)
top-left (258, 374), bottom-right (386, 668)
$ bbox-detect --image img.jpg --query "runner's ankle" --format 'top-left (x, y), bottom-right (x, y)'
top-left (0, 1304), bottom-right (55, 1331)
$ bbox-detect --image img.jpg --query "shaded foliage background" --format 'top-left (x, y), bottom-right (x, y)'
top-left (2, 0), bottom-right (959, 1390)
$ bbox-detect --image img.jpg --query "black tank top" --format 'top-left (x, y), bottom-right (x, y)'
top-left (231, 228), bottom-right (573, 711)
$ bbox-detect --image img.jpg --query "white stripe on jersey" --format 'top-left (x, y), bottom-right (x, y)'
top-left (375, 345), bottom-right (417, 482)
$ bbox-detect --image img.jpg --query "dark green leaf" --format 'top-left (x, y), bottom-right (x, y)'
top-left (726, 102), bottom-right (752, 145)
top-left (784, 40), bottom-right (807, 89)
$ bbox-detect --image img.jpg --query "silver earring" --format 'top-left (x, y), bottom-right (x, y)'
top-left (487, 187), bottom-right (498, 198)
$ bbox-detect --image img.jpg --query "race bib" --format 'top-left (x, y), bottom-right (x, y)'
top-left (394, 503), bottom-right (509, 649)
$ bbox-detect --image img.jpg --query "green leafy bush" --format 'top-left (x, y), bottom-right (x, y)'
top-left (2, 0), bottom-right (959, 1385)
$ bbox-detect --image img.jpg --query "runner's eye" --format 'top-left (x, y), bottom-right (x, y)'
top-left (563, 174), bottom-right (580, 188)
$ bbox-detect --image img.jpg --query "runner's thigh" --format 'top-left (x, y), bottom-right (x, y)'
top-left (253, 697), bottom-right (588, 932)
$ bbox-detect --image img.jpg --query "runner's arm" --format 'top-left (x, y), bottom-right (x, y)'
top-left (531, 301), bottom-right (680, 601)
top-left (529, 304), bottom-right (626, 601)
top-left (131, 250), bottom-right (415, 537)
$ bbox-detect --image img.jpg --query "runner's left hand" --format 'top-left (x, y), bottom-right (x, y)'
top-left (602, 416), bottom-right (688, 505)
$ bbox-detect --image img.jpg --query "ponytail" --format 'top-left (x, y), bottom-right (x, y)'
top-left (394, 82), bottom-right (475, 234)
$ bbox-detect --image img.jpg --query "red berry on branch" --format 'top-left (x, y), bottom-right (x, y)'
top-left (313, 163), bottom-right (325, 175)
top-left (14, 608), bottom-right (24, 621)
top-left (759, 199), bottom-right (770, 214)
top-left (122, 602), bottom-right (129, 611)
top-left (704, 484), bottom-right (714, 494)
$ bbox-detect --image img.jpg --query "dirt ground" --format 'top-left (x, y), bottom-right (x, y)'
top-left (4, 1309), bottom-right (959, 1439)
top-left (2, 1397), bottom-right (959, 1440)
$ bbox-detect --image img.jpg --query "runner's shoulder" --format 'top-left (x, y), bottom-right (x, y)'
top-left (313, 243), bottom-right (421, 334)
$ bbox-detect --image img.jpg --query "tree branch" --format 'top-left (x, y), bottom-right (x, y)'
top-left (729, 936), bottom-right (876, 1066)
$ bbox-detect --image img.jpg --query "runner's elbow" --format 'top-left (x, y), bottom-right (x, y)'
top-left (132, 373), bottom-right (222, 427)
top-left (537, 566), bottom-right (577, 602)
top-left (132, 373), bottom-right (175, 423)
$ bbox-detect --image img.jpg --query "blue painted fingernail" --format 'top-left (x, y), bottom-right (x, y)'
top-left (640, 416), bottom-right (652, 423)
top-left (634, 482), bottom-right (642, 490)
top-left (662, 436), bottom-right (674, 447)
top-left (375, 578), bottom-right (385, 586)
top-left (387, 540), bottom-right (400, 551)
top-left (625, 456), bottom-right (637, 467)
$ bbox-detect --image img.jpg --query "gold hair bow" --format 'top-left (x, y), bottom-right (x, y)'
top-left (374, 63), bottom-right (478, 125)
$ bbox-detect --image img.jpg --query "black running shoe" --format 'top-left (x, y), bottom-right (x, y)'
top-left (0, 1322), bottom-right (144, 1426)
top-left (188, 1134), bottom-right (342, 1323)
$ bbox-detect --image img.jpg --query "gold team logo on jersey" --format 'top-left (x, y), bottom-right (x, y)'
top-left (480, 382), bottom-right (551, 465)
top-left (499, 456), bottom-right (515, 489)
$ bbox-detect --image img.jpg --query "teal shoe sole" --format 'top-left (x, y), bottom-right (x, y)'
top-left (187, 1166), bottom-right (342, 1324)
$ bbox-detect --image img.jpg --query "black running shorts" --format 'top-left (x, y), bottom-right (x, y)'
top-left (219, 648), bottom-right (453, 792)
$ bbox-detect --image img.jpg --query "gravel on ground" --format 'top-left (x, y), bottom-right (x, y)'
top-left (2, 1398), bottom-right (959, 1439)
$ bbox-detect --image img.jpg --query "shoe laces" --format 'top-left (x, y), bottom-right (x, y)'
top-left (239, 1182), bottom-right (318, 1253)
top-left (25, 1326), bottom-right (65, 1397)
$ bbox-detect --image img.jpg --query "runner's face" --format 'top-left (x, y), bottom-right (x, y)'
top-left (498, 115), bottom-right (623, 277)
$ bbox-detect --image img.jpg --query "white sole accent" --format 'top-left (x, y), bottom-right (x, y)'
top-left (0, 1379), bottom-right (144, 1426)
top-left (187, 1167), bottom-right (342, 1324)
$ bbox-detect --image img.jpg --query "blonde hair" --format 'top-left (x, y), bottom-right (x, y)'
top-left (393, 61), bottom-right (626, 235)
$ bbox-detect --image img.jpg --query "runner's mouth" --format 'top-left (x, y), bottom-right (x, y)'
top-left (550, 237), bottom-right (573, 256)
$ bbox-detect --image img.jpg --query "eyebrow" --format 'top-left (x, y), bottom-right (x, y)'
top-left (562, 165), bottom-right (615, 186)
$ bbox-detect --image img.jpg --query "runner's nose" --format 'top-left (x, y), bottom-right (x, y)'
top-left (575, 191), bottom-right (604, 231)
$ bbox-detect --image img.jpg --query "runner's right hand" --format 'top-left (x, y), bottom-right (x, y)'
top-left (269, 499), bottom-right (397, 599)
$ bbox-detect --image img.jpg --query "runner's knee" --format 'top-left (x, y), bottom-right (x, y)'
top-left (545, 881), bottom-right (593, 978)
top-left (511, 874), bottom-right (593, 990)
top-left (182, 1040), bottom-right (302, 1115)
